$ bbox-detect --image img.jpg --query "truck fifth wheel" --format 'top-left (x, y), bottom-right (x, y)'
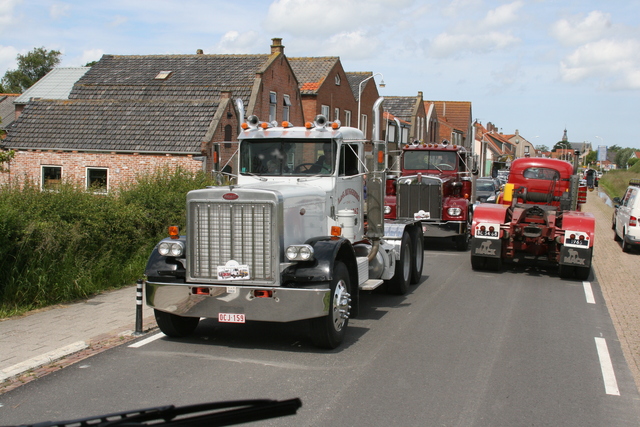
top-left (144, 97), bottom-right (424, 349)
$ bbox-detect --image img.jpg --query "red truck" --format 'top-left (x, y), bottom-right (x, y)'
top-left (470, 156), bottom-right (593, 279)
top-left (384, 141), bottom-right (473, 250)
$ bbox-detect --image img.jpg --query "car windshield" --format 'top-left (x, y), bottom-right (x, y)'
top-left (476, 181), bottom-right (495, 191)
top-left (239, 139), bottom-right (335, 176)
top-left (522, 167), bottom-right (560, 181)
top-left (403, 151), bottom-right (457, 171)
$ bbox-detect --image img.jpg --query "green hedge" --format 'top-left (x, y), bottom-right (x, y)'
top-left (0, 167), bottom-right (215, 318)
top-left (598, 162), bottom-right (640, 200)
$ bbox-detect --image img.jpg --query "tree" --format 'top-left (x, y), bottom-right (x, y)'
top-left (552, 141), bottom-right (572, 152)
top-left (1, 47), bottom-right (62, 93)
top-left (615, 147), bottom-right (635, 169)
top-left (584, 150), bottom-right (597, 166)
top-left (535, 144), bottom-right (549, 152)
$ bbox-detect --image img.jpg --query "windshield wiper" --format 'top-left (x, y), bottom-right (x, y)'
top-left (13, 398), bottom-right (302, 427)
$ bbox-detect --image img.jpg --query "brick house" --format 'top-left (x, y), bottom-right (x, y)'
top-left (346, 72), bottom-right (383, 139)
top-left (383, 92), bottom-right (428, 143)
top-left (1, 38), bottom-right (303, 191)
top-left (429, 100), bottom-right (473, 149)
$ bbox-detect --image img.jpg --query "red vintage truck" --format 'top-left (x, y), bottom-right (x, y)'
top-left (470, 155), bottom-right (593, 280)
top-left (384, 141), bottom-right (473, 250)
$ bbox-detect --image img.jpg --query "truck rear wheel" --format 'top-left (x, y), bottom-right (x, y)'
top-left (154, 309), bottom-right (200, 338)
top-left (310, 261), bottom-right (351, 349)
top-left (470, 254), bottom-right (486, 270)
top-left (409, 226), bottom-right (424, 284)
top-left (387, 232), bottom-right (412, 295)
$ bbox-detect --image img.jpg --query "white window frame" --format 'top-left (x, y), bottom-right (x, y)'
top-left (335, 74), bottom-right (341, 85)
top-left (334, 108), bottom-right (340, 122)
top-left (282, 94), bottom-right (291, 122)
top-left (344, 110), bottom-right (351, 127)
top-left (269, 91), bottom-right (277, 122)
top-left (321, 105), bottom-right (330, 118)
top-left (361, 114), bottom-right (368, 138)
top-left (86, 167), bottom-right (109, 193)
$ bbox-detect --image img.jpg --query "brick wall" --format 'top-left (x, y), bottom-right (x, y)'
top-left (0, 150), bottom-right (204, 190)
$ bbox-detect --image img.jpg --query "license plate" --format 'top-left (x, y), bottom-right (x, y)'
top-left (218, 313), bottom-right (245, 323)
top-left (564, 231), bottom-right (589, 248)
top-left (565, 238), bottom-right (588, 247)
top-left (475, 229), bottom-right (499, 238)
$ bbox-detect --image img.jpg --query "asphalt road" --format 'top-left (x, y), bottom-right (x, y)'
top-left (2, 242), bottom-right (640, 426)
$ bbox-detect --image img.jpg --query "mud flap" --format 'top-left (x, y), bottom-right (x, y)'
top-left (559, 246), bottom-right (592, 267)
top-left (471, 238), bottom-right (502, 258)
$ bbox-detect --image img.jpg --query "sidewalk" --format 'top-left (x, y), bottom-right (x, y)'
top-left (0, 284), bottom-right (157, 388)
top-left (585, 190), bottom-right (640, 390)
top-left (1, 191), bottom-right (639, 393)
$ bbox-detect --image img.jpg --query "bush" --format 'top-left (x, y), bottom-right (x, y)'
top-left (0, 168), bottom-right (215, 318)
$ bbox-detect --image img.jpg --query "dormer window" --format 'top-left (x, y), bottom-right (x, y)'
top-left (154, 71), bottom-right (173, 80)
top-left (335, 74), bottom-right (341, 85)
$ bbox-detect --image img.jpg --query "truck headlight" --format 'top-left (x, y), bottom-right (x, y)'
top-left (384, 206), bottom-right (392, 214)
top-left (447, 207), bottom-right (462, 217)
top-left (285, 244), bottom-right (314, 261)
top-left (158, 241), bottom-right (185, 257)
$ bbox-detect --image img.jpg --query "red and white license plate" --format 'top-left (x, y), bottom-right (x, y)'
top-left (218, 313), bottom-right (245, 323)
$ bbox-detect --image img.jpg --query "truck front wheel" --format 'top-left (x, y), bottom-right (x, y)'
top-left (310, 261), bottom-right (351, 349)
top-left (387, 232), bottom-right (412, 295)
top-left (155, 309), bottom-right (200, 338)
top-left (409, 226), bottom-right (424, 284)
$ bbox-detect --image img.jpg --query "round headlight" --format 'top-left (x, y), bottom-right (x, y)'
top-left (384, 206), bottom-right (392, 214)
top-left (298, 246), bottom-right (312, 261)
top-left (158, 242), bottom-right (171, 256)
top-left (170, 242), bottom-right (184, 257)
top-left (448, 207), bottom-right (462, 216)
top-left (285, 246), bottom-right (299, 261)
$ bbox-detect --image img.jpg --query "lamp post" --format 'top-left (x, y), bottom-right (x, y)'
top-left (558, 143), bottom-right (567, 161)
top-left (357, 72), bottom-right (385, 131)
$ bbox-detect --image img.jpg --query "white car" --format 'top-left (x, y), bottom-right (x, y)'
top-left (613, 179), bottom-right (640, 253)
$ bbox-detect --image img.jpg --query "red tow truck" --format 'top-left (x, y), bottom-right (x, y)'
top-left (384, 141), bottom-right (473, 250)
top-left (470, 155), bottom-right (593, 279)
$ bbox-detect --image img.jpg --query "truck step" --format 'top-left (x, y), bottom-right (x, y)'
top-left (360, 279), bottom-right (384, 291)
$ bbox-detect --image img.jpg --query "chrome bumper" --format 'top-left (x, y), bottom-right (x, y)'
top-left (145, 281), bottom-right (331, 322)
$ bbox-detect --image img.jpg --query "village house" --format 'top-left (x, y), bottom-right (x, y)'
top-left (1, 38), bottom-right (303, 191)
top-left (429, 101), bottom-right (473, 150)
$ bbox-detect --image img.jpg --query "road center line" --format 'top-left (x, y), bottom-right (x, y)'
top-left (583, 281), bottom-right (595, 304)
top-left (128, 332), bottom-right (166, 348)
top-left (594, 337), bottom-right (620, 396)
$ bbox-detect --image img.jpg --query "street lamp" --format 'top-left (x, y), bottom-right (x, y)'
top-left (557, 143), bottom-right (567, 161)
top-left (357, 72), bottom-right (385, 131)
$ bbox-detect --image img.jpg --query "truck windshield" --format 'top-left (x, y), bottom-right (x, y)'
top-left (404, 151), bottom-right (457, 171)
top-left (240, 139), bottom-right (335, 176)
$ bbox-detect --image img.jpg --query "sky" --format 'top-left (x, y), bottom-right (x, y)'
top-left (1, 0), bottom-right (639, 150)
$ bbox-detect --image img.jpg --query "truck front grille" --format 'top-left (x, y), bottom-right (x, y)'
top-left (188, 201), bottom-right (275, 283)
top-left (396, 179), bottom-right (442, 220)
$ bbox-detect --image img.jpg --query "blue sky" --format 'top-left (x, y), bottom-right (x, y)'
top-left (1, 0), bottom-right (639, 149)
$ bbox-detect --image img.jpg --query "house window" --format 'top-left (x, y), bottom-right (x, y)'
top-left (321, 105), bottom-right (330, 117)
top-left (335, 74), bottom-right (341, 85)
top-left (269, 92), bottom-right (277, 122)
top-left (525, 146), bottom-right (530, 154)
top-left (154, 70), bottom-right (173, 80)
top-left (344, 110), bottom-right (351, 127)
top-left (87, 168), bottom-right (108, 193)
top-left (283, 95), bottom-right (291, 122)
top-left (334, 108), bottom-right (339, 122)
top-left (42, 165), bottom-right (62, 190)
top-left (360, 114), bottom-right (368, 138)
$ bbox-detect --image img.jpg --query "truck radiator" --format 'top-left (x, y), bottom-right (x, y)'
top-left (187, 201), bottom-right (275, 283)
top-left (396, 178), bottom-right (443, 220)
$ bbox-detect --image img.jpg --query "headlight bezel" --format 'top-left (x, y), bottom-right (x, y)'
top-left (285, 244), bottom-right (314, 261)
top-left (158, 241), bottom-right (185, 257)
top-left (447, 207), bottom-right (462, 217)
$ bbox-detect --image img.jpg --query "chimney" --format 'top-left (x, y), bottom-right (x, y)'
top-left (196, 49), bottom-right (203, 54)
top-left (271, 38), bottom-right (284, 54)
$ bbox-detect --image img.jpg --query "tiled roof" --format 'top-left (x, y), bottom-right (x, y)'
top-left (429, 100), bottom-right (472, 136)
top-left (69, 54), bottom-right (270, 103)
top-left (3, 99), bottom-right (218, 153)
top-left (384, 96), bottom-right (417, 120)
top-left (288, 57), bottom-right (338, 94)
top-left (15, 67), bottom-right (90, 104)
top-left (346, 72), bottom-right (373, 101)
top-left (0, 94), bottom-right (19, 130)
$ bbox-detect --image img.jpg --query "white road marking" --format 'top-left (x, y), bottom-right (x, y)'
top-left (594, 337), bottom-right (620, 396)
top-left (128, 332), bottom-right (166, 348)
top-left (583, 281), bottom-right (595, 304)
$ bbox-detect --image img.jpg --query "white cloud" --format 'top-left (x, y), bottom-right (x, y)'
top-left (215, 31), bottom-right (262, 54)
top-left (551, 11), bottom-right (612, 46)
top-left (481, 0), bottom-right (524, 27)
top-left (0, 45), bottom-right (19, 75)
top-left (0, 0), bottom-right (21, 28)
top-left (430, 31), bottom-right (520, 58)
top-left (50, 3), bottom-right (71, 20)
top-left (108, 15), bottom-right (128, 27)
top-left (323, 31), bottom-right (380, 60)
top-left (560, 39), bottom-right (640, 90)
top-left (78, 48), bottom-right (104, 66)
